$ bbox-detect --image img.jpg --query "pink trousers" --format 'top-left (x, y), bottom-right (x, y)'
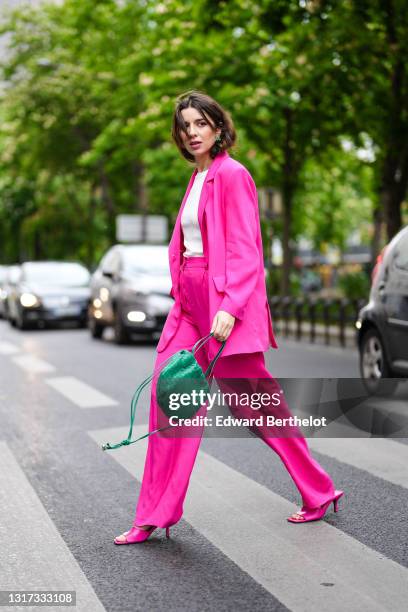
top-left (134, 256), bottom-right (335, 528)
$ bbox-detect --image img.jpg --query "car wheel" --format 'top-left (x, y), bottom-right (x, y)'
top-left (114, 309), bottom-right (130, 345)
top-left (359, 328), bottom-right (399, 396)
top-left (89, 316), bottom-right (104, 339)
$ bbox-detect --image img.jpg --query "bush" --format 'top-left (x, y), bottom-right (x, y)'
top-left (338, 270), bottom-right (370, 300)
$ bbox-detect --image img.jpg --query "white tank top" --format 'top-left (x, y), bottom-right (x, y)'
top-left (181, 168), bottom-right (208, 257)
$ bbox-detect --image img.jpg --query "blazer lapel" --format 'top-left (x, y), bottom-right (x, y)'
top-left (198, 150), bottom-right (229, 235)
top-left (169, 169), bottom-right (197, 260)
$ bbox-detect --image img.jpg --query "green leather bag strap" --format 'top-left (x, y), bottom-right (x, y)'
top-left (192, 332), bottom-right (213, 355)
top-left (193, 331), bottom-right (227, 379)
top-left (204, 339), bottom-right (226, 378)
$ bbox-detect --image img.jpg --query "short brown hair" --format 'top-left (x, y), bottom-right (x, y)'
top-left (171, 90), bottom-right (236, 162)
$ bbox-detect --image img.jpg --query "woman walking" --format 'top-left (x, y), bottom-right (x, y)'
top-left (114, 91), bottom-right (343, 544)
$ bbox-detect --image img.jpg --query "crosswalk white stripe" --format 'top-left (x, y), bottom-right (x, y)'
top-left (12, 354), bottom-right (56, 373)
top-left (45, 376), bottom-right (118, 408)
top-left (90, 425), bottom-right (408, 612)
top-left (0, 442), bottom-right (105, 611)
top-left (0, 341), bottom-right (20, 355)
top-left (308, 437), bottom-right (408, 489)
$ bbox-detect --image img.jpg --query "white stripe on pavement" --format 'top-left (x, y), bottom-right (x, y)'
top-left (0, 442), bottom-right (105, 611)
top-left (90, 425), bottom-right (408, 612)
top-left (12, 354), bottom-right (56, 373)
top-left (308, 436), bottom-right (408, 489)
top-left (0, 341), bottom-right (20, 355)
top-left (45, 376), bottom-right (118, 408)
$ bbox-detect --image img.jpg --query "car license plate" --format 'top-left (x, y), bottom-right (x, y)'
top-left (54, 306), bottom-right (81, 316)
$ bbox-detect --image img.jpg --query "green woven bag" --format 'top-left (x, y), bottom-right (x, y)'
top-left (101, 332), bottom-right (226, 451)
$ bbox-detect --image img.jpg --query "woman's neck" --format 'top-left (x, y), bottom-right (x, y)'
top-left (195, 153), bottom-right (212, 173)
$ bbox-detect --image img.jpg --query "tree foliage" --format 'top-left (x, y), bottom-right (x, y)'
top-left (0, 0), bottom-right (406, 295)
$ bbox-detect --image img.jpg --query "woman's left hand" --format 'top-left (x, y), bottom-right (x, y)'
top-left (210, 310), bottom-right (235, 342)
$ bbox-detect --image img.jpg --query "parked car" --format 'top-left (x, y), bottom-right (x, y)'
top-left (0, 265), bottom-right (9, 318)
top-left (88, 244), bottom-right (173, 344)
top-left (7, 261), bottom-right (91, 330)
top-left (356, 225), bottom-right (408, 395)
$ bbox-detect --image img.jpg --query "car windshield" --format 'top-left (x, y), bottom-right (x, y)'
top-left (122, 249), bottom-right (169, 276)
top-left (23, 263), bottom-right (90, 287)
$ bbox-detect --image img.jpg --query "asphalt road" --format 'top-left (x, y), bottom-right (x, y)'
top-left (0, 319), bottom-right (407, 612)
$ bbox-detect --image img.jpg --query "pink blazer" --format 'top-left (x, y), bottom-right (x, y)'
top-left (157, 149), bottom-right (279, 360)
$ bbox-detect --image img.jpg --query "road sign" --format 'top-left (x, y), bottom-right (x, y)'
top-left (116, 215), bottom-right (168, 243)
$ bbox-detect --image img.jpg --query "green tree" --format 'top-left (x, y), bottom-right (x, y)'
top-left (315, 0), bottom-right (408, 247)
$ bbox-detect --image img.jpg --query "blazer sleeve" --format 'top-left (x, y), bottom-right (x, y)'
top-left (219, 166), bottom-right (261, 320)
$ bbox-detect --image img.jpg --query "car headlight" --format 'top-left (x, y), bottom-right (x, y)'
top-left (127, 311), bottom-right (147, 322)
top-left (99, 287), bottom-right (110, 302)
top-left (20, 292), bottom-right (40, 308)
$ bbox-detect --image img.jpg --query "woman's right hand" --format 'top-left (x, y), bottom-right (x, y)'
top-left (211, 310), bottom-right (235, 342)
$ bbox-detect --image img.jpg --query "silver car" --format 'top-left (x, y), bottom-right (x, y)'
top-left (88, 244), bottom-right (173, 344)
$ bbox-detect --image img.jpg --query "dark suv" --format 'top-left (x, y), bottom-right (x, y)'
top-left (88, 244), bottom-right (173, 344)
top-left (356, 225), bottom-right (408, 395)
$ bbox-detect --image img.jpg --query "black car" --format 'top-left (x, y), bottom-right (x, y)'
top-left (88, 244), bottom-right (173, 344)
top-left (7, 261), bottom-right (91, 330)
top-left (356, 225), bottom-right (408, 395)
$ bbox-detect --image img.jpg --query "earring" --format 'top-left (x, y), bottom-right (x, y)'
top-left (215, 134), bottom-right (222, 143)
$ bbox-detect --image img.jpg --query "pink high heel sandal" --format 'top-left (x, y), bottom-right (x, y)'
top-left (114, 525), bottom-right (170, 544)
top-left (287, 490), bottom-right (344, 523)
